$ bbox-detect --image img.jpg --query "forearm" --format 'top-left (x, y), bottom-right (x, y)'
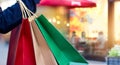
top-left (0, 0), bottom-right (40, 34)
top-left (0, 3), bottom-right (22, 34)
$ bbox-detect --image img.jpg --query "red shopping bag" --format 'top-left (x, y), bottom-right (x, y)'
top-left (7, 19), bottom-right (36, 65)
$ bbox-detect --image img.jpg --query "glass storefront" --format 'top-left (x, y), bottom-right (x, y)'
top-left (69, 0), bottom-right (108, 39)
top-left (68, 0), bottom-right (108, 60)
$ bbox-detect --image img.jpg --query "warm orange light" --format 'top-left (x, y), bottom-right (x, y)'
top-left (52, 17), bottom-right (56, 23)
top-left (66, 23), bottom-right (70, 27)
top-left (57, 21), bottom-right (60, 24)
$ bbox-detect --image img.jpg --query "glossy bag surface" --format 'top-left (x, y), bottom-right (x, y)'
top-left (7, 19), bottom-right (36, 65)
top-left (35, 15), bottom-right (88, 65)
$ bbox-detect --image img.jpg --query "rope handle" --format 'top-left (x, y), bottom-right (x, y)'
top-left (17, 0), bottom-right (37, 21)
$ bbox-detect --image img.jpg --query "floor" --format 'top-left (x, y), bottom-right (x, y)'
top-left (0, 43), bottom-right (107, 65)
top-left (88, 60), bottom-right (107, 65)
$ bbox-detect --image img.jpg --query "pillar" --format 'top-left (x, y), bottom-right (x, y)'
top-left (108, 0), bottom-right (115, 49)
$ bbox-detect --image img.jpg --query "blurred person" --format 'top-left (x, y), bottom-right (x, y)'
top-left (96, 31), bottom-right (107, 49)
top-left (79, 31), bottom-right (87, 44)
top-left (77, 31), bottom-right (89, 52)
top-left (70, 31), bottom-right (77, 47)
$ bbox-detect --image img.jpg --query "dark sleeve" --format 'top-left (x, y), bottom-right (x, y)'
top-left (0, 3), bottom-right (21, 34)
top-left (34, 0), bottom-right (40, 4)
top-left (0, 0), bottom-right (40, 34)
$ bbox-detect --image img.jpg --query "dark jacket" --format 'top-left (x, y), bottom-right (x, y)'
top-left (0, 0), bottom-right (40, 34)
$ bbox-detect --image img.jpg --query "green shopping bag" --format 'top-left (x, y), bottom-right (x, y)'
top-left (35, 15), bottom-right (88, 65)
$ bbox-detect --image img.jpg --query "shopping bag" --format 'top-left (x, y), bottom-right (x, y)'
top-left (7, 19), bottom-right (36, 65)
top-left (7, 24), bottom-right (21, 65)
top-left (35, 14), bottom-right (88, 65)
top-left (30, 21), bottom-right (58, 65)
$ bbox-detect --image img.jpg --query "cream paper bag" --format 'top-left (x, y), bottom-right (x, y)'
top-left (30, 21), bottom-right (57, 65)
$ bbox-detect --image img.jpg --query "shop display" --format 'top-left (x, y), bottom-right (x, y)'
top-left (106, 45), bottom-right (120, 65)
top-left (108, 45), bottom-right (120, 57)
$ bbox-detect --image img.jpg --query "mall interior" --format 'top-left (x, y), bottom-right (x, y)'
top-left (0, 0), bottom-right (120, 65)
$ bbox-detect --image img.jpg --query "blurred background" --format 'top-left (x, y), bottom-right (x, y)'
top-left (1, 0), bottom-right (120, 65)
